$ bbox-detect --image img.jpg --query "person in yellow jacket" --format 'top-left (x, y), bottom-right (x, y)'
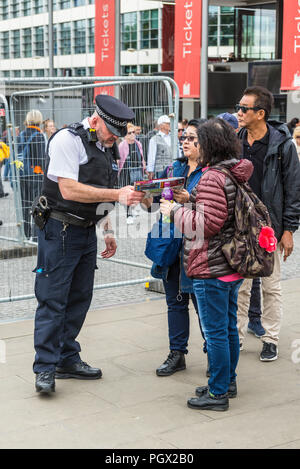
top-left (0, 141), bottom-right (9, 199)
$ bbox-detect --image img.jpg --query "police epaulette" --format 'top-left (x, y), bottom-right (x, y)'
top-left (67, 122), bottom-right (84, 135)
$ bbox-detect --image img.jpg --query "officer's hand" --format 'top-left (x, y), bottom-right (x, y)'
top-left (101, 235), bottom-right (117, 258)
top-left (118, 186), bottom-right (145, 206)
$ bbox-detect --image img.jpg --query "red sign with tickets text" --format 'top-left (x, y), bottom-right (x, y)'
top-left (174, 0), bottom-right (202, 98)
top-left (281, 0), bottom-right (300, 90)
top-left (94, 0), bottom-right (115, 96)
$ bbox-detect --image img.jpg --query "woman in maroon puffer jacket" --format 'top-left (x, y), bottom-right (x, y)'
top-left (160, 118), bottom-right (253, 412)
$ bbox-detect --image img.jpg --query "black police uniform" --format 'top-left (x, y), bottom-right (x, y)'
top-left (33, 95), bottom-right (134, 375)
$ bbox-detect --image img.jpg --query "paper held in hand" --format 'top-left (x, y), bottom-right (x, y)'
top-left (134, 177), bottom-right (185, 196)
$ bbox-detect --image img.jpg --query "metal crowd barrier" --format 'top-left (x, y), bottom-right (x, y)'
top-left (0, 76), bottom-right (179, 321)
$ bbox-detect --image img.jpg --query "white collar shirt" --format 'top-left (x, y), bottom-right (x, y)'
top-left (47, 118), bottom-right (105, 183)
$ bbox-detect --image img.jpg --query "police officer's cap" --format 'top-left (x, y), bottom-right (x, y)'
top-left (95, 94), bottom-right (135, 137)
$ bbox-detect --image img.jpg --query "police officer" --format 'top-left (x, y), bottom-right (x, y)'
top-left (34, 94), bottom-right (145, 394)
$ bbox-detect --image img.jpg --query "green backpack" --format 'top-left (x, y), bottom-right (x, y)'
top-left (216, 168), bottom-right (275, 279)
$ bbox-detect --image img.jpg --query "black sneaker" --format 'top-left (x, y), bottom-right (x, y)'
top-left (55, 360), bottom-right (102, 380)
top-left (187, 389), bottom-right (229, 412)
top-left (195, 381), bottom-right (237, 399)
top-left (156, 350), bottom-right (186, 377)
top-left (248, 320), bottom-right (265, 337)
top-left (35, 371), bottom-right (55, 394)
top-left (260, 342), bottom-right (278, 361)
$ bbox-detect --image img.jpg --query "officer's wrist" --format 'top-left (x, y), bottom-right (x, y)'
top-left (103, 229), bottom-right (114, 236)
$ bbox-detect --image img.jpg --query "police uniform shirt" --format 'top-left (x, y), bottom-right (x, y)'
top-left (47, 118), bottom-right (106, 183)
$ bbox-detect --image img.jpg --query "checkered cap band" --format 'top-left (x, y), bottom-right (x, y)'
top-left (95, 104), bottom-right (128, 128)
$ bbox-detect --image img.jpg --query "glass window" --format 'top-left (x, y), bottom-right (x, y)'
top-left (23, 28), bottom-right (32, 58)
top-left (34, 0), bottom-right (44, 14)
top-left (60, 23), bottom-right (71, 55)
top-left (34, 26), bottom-right (44, 56)
top-left (1, 31), bottom-right (10, 59)
top-left (60, 0), bottom-right (71, 9)
top-left (53, 24), bottom-right (58, 55)
top-left (121, 12), bottom-right (137, 51)
top-left (237, 6), bottom-right (276, 60)
top-left (11, 0), bottom-right (21, 17)
top-left (24, 70), bottom-right (33, 77)
top-left (1, 1), bottom-right (9, 20)
top-left (74, 20), bottom-right (86, 54)
top-left (140, 9), bottom-right (159, 49)
top-left (140, 64), bottom-right (158, 74)
top-left (2, 71), bottom-right (10, 78)
top-left (12, 30), bottom-right (21, 58)
top-left (74, 0), bottom-right (85, 6)
top-left (23, 0), bottom-right (32, 16)
top-left (75, 67), bottom-right (86, 76)
top-left (13, 70), bottom-right (21, 77)
top-left (121, 65), bottom-right (137, 75)
top-left (36, 69), bottom-right (45, 77)
top-left (88, 18), bottom-right (94, 53)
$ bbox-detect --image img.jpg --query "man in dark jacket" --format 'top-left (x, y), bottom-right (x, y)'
top-left (236, 86), bottom-right (300, 361)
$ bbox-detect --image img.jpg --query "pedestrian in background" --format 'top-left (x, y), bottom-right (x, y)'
top-left (236, 86), bottom-right (300, 361)
top-left (293, 126), bottom-right (300, 160)
top-left (118, 123), bottom-right (146, 224)
top-left (43, 119), bottom-right (57, 144)
top-left (147, 115), bottom-right (172, 179)
top-left (19, 110), bottom-right (46, 240)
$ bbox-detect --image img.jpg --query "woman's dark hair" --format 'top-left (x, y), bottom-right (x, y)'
top-left (287, 117), bottom-right (299, 132)
top-left (197, 118), bottom-right (241, 167)
top-left (188, 118), bottom-right (207, 128)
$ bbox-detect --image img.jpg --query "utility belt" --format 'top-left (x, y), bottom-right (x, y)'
top-left (49, 210), bottom-right (95, 228)
top-left (31, 196), bottom-right (95, 230)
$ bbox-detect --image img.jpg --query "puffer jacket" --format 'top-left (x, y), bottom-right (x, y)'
top-left (172, 158), bottom-right (253, 279)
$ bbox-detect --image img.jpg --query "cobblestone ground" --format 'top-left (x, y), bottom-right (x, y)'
top-left (1, 180), bottom-right (299, 322)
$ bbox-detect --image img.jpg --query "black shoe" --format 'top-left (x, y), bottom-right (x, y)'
top-left (156, 350), bottom-right (186, 377)
top-left (35, 371), bottom-right (55, 394)
top-left (195, 381), bottom-right (237, 399)
top-left (0, 220), bottom-right (2, 226)
top-left (260, 342), bottom-right (278, 361)
top-left (188, 389), bottom-right (229, 412)
top-left (0, 193), bottom-right (9, 198)
top-left (55, 360), bottom-right (102, 380)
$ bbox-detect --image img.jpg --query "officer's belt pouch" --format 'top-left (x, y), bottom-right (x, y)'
top-left (31, 196), bottom-right (51, 230)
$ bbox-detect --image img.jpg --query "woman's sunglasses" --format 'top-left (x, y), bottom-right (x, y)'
top-left (182, 135), bottom-right (197, 142)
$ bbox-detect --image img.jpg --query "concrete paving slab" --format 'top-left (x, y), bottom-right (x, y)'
top-left (0, 278), bottom-right (299, 449)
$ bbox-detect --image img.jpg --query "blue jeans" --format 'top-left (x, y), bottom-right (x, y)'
top-left (163, 260), bottom-right (206, 354)
top-left (193, 278), bottom-right (243, 396)
top-left (33, 218), bottom-right (97, 373)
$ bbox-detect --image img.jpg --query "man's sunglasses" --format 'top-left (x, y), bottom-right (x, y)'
top-left (235, 104), bottom-right (263, 114)
top-left (127, 131), bottom-right (136, 135)
top-left (182, 135), bottom-right (197, 142)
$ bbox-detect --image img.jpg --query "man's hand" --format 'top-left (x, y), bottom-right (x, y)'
top-left (279, 230), bottom-right (293, 262)
top-left (101, 235), bottom-right (117, 258)
top-left (173, 188), bottom-right (190, 204)
top-left (118, 186), bottom-right (145, 206)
